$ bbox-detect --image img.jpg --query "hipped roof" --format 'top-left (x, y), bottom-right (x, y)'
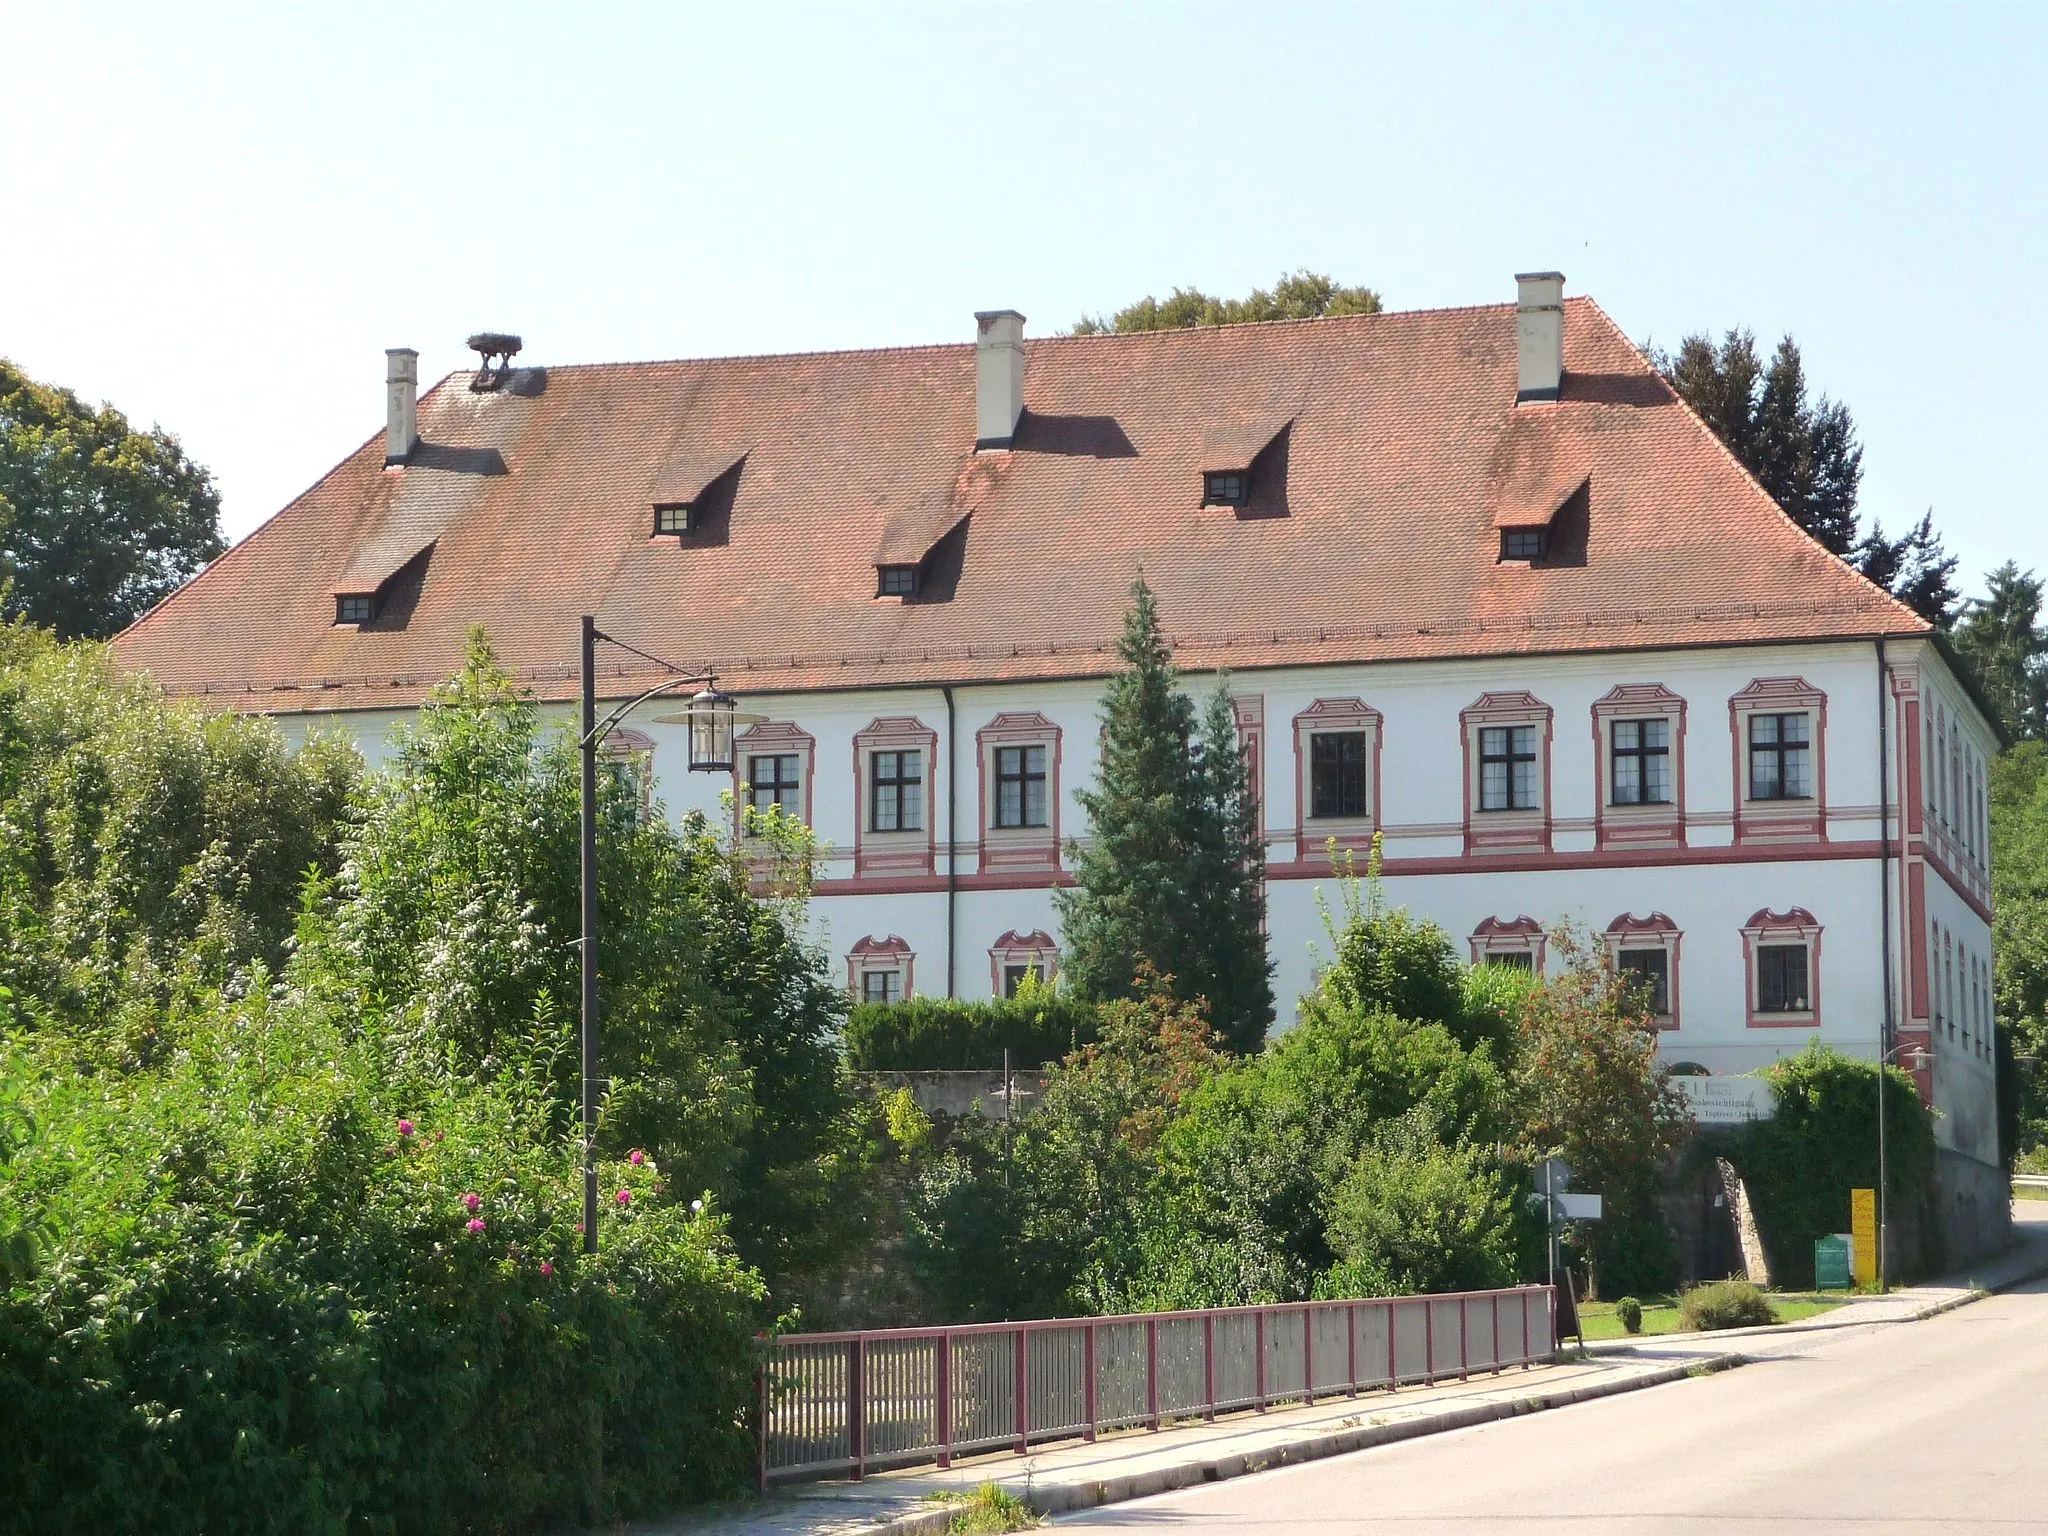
top-left (115, 296), bottom-right (1928, 713)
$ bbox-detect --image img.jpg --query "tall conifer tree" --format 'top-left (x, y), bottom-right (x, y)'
top-left (1056, 578), bottom-right (1274, 1052)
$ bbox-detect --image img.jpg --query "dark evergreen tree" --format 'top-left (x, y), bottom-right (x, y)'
top-left (1055, 578), bottom-right (1274, 1053)
top-left (1191, 683), bottom-right (1276, 1049)
top-left (1659, 329), bottom-right (1959, 625)
top-left (1952, 561), bottom-right (2048, 741)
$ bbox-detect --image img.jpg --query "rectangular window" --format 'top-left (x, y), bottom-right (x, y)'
top-left (1618, 948), bottom-right (1671, 1015)
top-left (1309, 731), bottom-right (1370, 819)
top-left (869, 749), bottom-right (924, 832)
top-left (746, 753), bottom-right (800, 815)
top-left (335, 594), bottom-right (375, 625)
top-left (860, 968), bottom-right (902, 1005)
top-left (993, 744), bottom-right (1048, 828)
top-left (1203, 471), bottom-right (1248, 507)
top-left (1499, 528), bottom-right (1545, 561)
top-left (1756, 943), bottom-right (1810, 1013)
top-left (1609, 718), bottom-right (1672, 805)
top-left (1748, 712), bottom-right (1812, 800)
top-left (653, 502), bottom-right (693, 536)
top-left (1002, 962), bottom-right (1041, 998)
top-left (1479, 724), bottom-right (1539, 811)
top-left (877, 565), bottom-right (918, 597)
top-left (1485, 951), bottom-right (1535, 973)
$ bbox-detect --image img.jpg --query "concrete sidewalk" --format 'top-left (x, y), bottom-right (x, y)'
top-left (635, 1205), bottom-right (2048, 1536)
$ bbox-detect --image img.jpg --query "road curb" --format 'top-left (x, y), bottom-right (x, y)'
top-left (1579, 1241), bottom-right (2048, 1358)
top-left (846, 1354), bottom-right (1746, 1534)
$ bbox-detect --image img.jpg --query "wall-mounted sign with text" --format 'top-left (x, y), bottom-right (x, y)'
top-left (1673, 1074), bottom-right (1776, 1125)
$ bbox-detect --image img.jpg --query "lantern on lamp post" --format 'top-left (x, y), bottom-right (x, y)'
top-left (577, 616), bottom-right (744, 1254)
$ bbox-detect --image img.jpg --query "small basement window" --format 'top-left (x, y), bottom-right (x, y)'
top-left (1203, 470), bottom-right (1249, 507)
top-left (1500, 528), bottom-right (1546, 561)
top-left (335, 594), bottom-right (375, 625)
top-left (877, 565), bottom-right (919, 598)
top-left (653, 501), bottom-right (695, 536)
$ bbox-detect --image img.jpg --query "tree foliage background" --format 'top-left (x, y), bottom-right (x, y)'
top-left (0, 624), bottom-right (872, 1531)
top-left (1655, 330), bottom-right (1958, 623)
top-left (1072, 270), bottom-right (1381, 334)
top-left (0, 358), bottom-right (226, 640)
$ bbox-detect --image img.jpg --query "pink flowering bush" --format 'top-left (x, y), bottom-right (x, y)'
top-left (1, 992), bottom-right (765, 1533)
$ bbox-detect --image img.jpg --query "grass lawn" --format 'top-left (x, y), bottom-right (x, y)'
top-left (1578, 1290), bottom-right (1848, 1341)
top-left (2013, 1185), bottom-right (2048, 1202)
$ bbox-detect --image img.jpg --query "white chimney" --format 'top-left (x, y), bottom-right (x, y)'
top-left (1514, 272), bottom-right (1565, 403)
top-left (974, 309), bottom-right (1026, 450)
top-left (385, 347), bottom-right (419, 465)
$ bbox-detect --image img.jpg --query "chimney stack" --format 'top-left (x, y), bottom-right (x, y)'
top-left (973, 310), bottom-right (1026, 451)
top-left (385, 347), bottom-right (419, 465)
top-left (1514, 273), bottom-right (1565, 403)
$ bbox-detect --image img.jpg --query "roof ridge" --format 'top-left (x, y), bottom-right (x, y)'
top-left (1574, 295), bottom-right (1930, 636)
top-left (436, 297), bottom-right (1523, 377)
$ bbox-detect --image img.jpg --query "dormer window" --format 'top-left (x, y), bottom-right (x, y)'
top-left (1499, 527), bottom-right (1546, 561)
top-left (653, 501), bottom-right (696, 537)
top-left (877, 564), bottom-right (919, 598)
top-left (335, 593), bottom-right (376, 625)
top-left (1203, 470), bottom-right (1249, 507)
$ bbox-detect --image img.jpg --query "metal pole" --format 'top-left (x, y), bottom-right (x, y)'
top-left (1878, 1045), bottom-right (1890, 1294)
top-left (1876, 635), bottom-right (1893, 1297)
top-left (580, 615), bottom-right (600, 1257)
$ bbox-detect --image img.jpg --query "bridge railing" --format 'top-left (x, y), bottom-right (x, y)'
top-left (759, 1284), bottom-right (1554, 1485)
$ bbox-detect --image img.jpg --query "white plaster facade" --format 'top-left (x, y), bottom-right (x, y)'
top-left (280, 631), bottom-right (2000, 1167)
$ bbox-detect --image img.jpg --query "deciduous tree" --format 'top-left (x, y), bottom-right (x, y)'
top-left (0, 359), bottom-right (225, 639)
top-left (1073, 270), bottom-right (1381, 334)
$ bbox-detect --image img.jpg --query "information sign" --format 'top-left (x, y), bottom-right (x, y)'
top-left (1850, 1187), bottom-right (1878, 1286)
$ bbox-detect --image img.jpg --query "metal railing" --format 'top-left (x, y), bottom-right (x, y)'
top-left (759, 1285), bottom-right (1554, 1484)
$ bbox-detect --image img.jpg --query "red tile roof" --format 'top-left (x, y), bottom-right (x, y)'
top-left (114, 296), bottom-right (1927, 713)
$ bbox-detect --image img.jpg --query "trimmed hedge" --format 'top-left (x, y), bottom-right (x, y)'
top-left (844, 995), bottom-right (1100, 1072)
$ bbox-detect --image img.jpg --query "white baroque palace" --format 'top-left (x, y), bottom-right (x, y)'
top-left (117, 275), bottom-right (2004, 1254)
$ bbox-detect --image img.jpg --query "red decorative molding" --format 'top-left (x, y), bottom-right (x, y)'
top-left (1292, 696), bottom-right (1384, 862)
top-left (847, 934), bottom-right (914, 1000)
top-left (1590, 683), bottom-right (1687, 853)
top-left (853, 716), bottom-right (939, 878)
top-left (975, 711), bottom-right (1062, 875)
top-left (1604, 910), bottom-right (1681, 1030)
top-left (1470, 914), bottom-right (1547, 969)
top-left (731, 720), bottom-right (816, 841)
top-left (1460, 692), bottom-right (1553, 856)
top-left (1739, 906), bottom-right (1823, 1029)
top-left (1233, 694), bottom-right (1266, 843)
top-left (1728, 677), bottom-right (1827, 847)
top-left (988, 929), bottom-right (1059, 995)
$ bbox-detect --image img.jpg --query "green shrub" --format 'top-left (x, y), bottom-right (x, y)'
top-left (1679, 1280), bottom-right (1776, 1332)
top-left (1716, 1042), bottom-right (1935, 1287)
top-left (1614, 1295), bottom-right (1643, 1334)
top-left (1321, 1109), bottom-right (1528, 1296)
top-left (845, 993), bottom-right (1099, 1071)
top-left (0, 993), bottom-right (765, 1533)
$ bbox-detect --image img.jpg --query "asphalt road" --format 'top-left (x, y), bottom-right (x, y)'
top-left (1057, 1277), bottom-right (2048, 1534)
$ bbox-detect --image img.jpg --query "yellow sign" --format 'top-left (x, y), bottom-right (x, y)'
top-left (1851, 1187), bottom-right (1878, 1286)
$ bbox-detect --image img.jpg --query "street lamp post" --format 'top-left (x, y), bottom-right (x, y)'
top-left (1874, 1037), bottom-right (1931, 1293)
top-left (578, 615), bottom-right (736, 1255)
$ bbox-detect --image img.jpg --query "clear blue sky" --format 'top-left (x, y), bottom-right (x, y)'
top-left (5, 3), bottom-right (2043, 596)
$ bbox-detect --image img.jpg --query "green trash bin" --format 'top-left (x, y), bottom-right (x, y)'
top-left (1814, 1233), bottom-right (1853, 1290)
